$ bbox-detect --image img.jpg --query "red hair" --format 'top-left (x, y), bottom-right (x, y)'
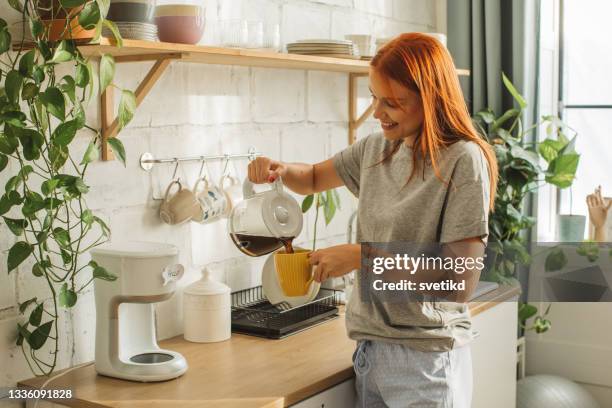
top-left (371, 33), bottom-right (498, 211)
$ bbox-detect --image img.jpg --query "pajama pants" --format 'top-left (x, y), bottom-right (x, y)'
top-left (352, 340), bottom-right (473, 408)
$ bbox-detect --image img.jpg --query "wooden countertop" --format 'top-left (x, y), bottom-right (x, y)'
top-left (19, 285), bottom-right (520, 408)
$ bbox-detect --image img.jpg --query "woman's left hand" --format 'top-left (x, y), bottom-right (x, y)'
top-left (308, 244), bottom-right (361, 283)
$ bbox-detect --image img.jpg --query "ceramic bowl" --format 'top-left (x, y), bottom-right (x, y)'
top-left (155, 5), bottom-right (205, 44)
top-left (108, 2), bottom-right (155, 23)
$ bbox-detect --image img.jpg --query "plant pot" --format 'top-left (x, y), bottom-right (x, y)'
top-left (556, 214), bottom-right (586, 242)
top-left (42, 18), bottom-right (96, 42)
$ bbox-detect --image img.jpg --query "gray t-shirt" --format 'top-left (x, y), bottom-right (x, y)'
top-left (333, 132), bottom-right (490, 351)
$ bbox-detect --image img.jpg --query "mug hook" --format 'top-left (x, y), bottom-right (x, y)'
top-left (171, 159), bottom-right (180, 181)
top-left (198, 157), bottom-right (209, 181)
top-left (222, 155), bottom-right (231, 176)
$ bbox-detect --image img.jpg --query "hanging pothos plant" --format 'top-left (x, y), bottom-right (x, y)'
top-left (0, 0), bottom-right (133, 375)
top-left (301, 190), bottom-right (342, 251)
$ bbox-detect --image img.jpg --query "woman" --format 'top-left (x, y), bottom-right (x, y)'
top-left (248, 33), bottom-right (497, 407)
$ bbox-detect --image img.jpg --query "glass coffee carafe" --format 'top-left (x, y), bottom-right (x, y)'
top-left (228, 178), bottom-right (303, 257)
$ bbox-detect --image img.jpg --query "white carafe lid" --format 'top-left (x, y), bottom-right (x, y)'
top-left (184, 268), bottom-right (230, 296)
top-left (246, 178), bottom-right (303, 238)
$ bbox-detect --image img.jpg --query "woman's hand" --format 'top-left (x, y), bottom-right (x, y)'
top-left (247, 157), bottom-right (287, 184)
top-left (308, 244), bottom-right (361, 283)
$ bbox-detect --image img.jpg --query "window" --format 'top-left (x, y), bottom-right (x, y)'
top-left (557, 0), bottom-right (612, 229)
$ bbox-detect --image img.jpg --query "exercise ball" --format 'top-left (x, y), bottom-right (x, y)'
top-left (517, 375), bottom-right (600, 408)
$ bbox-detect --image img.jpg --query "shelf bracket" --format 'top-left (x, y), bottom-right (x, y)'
top-left (348, 73), bottom-right (373, 145)
top-left (101, 53), bottom-right (184, 160)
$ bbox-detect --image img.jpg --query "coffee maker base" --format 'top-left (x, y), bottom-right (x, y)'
top-left (96, 349), bottom-right (188, 382)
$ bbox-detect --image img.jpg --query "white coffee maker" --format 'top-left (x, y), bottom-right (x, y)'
top-left (91, 241), bottom-right (188, 382)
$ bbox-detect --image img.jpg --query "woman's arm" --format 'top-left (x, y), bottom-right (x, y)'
top-left (247, 157), bottom-right (344, 195)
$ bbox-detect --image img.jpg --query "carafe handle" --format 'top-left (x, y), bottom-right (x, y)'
top-left (243, 177), bottom-right (284, 199)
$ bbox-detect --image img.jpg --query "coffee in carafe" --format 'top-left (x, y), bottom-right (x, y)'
top-left (228, 178), bottom-right (302, 257)
top-left (230, 234), bottom-right (295, 257)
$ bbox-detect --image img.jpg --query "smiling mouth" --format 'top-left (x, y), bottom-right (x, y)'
top-left (380, 121), bottom-right (398, 130)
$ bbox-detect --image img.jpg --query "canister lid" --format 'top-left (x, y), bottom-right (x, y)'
top-left (184, 268), bottom-right (231, 295)
top-left (90, 241), bottom-right (179, 258)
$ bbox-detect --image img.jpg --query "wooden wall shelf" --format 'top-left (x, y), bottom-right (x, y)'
top-left (80, 38), bottom-right (469, 159)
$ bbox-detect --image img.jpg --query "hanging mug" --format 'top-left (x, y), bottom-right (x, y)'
top-left (159, 180), bottom-right (201, 225)
top-left (219, 174), bottom-right (242, 218)
top-left (193, 177), bottom-right (227, 224)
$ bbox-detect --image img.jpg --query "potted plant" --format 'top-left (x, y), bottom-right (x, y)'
top-left (301, 189), bottom-right (342, 251)
top-left (473, 73), bottom-right (580, 285)
top-left (1, 0), bottom-right (130, 376)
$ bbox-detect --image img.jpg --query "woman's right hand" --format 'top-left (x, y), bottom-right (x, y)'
top-left (247, 157), bottom-right (287, 184)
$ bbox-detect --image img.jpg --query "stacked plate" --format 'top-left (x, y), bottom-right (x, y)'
top-left (286, 39), bottom-right (359, 59)
top-left (103, 22), bottom-right (158, 41)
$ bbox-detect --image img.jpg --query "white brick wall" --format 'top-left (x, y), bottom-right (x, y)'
top-left (0, 0), bottom-right (439, 388)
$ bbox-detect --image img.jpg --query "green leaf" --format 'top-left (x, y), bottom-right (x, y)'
top-left (538, 138), bottom-right (564, 163)
top-left (22, 191), bottom-right (46, 218)
top-left (18, 50), bottom-right (36, 76)
top-left (8, 0), bottom-right (23, 12)
top-left (502, 72), bottom-right (527, 109)
top-left (3, 217), bottom-right (28, 236)
top-left (53, 227), bottom-right (71, 248)
top-left (59, 283), bottom-right (78, 307)
top-left (301, 194), bottom-right (314, 213)
top-left (32, 262), bottom-right (44, 277)
top-left (60, 249), bottom-right (72, 265)
top-left (21, 82), bottom-right (39, 100)
top-left (0, 154), bottom-right (7, 172)
top-left (59, 75), bottom-right (76, 103)
top-left (491, 108), bottom-right (520, 132)
top-left (18, 129), bottom-right (45, 160)
top-left (7, 241), bottom-right (33, 272)
top-left (32, 66), bottom-right (45, 84)
top-left (0, 111), bottom-right (27, 127)
top-left (332, 189), bottom-right (341, 210)
top-left (29, 303), bottom-right (43, 326)
top-left (75, 63), bottom-right (89, 88)
top-left (510, 145), bottom-right (540, 169)
top-left (81, 209), bottom-right (94, 226)
top-left (102, 19), bottom-right (123, 47)
top-left (81, 140), bottom-right (99, 164)
top-left (28, 320), bottom-right (52, 350)
top-left (16, 323), bottom-right (29, 346)
top-left (5, 70), bottom-right (23, 103)
top-left (93, 215), bottom-right (110, 237)
top-left (545, 248), bottom-right (567, 272)
top-left (518, 302), bottom-right (537, 322)
top-left (40, 87), bottom-right (65, 121)
top-left (0, 132), bottom-right (19, 155)
top-left (545, 153), bottom-right (580, 189)
top-left (29, 19), bottom-right (43, 38)
top-left (79, 1), bottom-right (101, 29)
top-left (41, 178), bottom-right (59, 196)
top-left (49, 145), bottom-right (69, 171)
top-left (52, 119), bottom-right (79, 146)
top-left (323, 190), bottom-right (336, 225)
top-left (51, 42), bottom-right (73, 63)
top-left (0, 27), bottom-right (11, 54)
top-left (107, 138), bottom-right (126, 166)
top-left (93, 265), bottom-right (117, 281)
top-left (474, 109), bottom-right (495, 124)
top-left (99, 54), bottom-right (115, 92)
top-left (18, 297), bottom-right (37, 313)
top-left (118, 89), bottom-right (136, 129)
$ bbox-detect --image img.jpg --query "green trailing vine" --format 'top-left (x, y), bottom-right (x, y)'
top-left (0, 0), bottom-right (133, 375)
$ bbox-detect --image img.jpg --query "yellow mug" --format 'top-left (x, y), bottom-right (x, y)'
top-left (274, 249), bottom-right (314, 297)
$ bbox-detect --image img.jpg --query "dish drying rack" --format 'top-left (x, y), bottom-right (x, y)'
top-left (231, 286), bottom-right (341, 339)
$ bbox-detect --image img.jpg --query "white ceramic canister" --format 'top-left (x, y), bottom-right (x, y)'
top-left (183, 268), bottom-right (231, 343)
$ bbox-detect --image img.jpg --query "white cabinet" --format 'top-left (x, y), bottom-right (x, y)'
top-left (290, 378), bottom-right (356, 408)
top-left (471, 301), bottom-right (518, 408)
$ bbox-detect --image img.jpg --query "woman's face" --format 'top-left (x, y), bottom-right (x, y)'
top-left (369, 67), bottom-right (424, 144)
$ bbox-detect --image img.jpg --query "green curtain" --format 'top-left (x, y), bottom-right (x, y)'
top-left (447, 0), bottom-right (540, 125)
